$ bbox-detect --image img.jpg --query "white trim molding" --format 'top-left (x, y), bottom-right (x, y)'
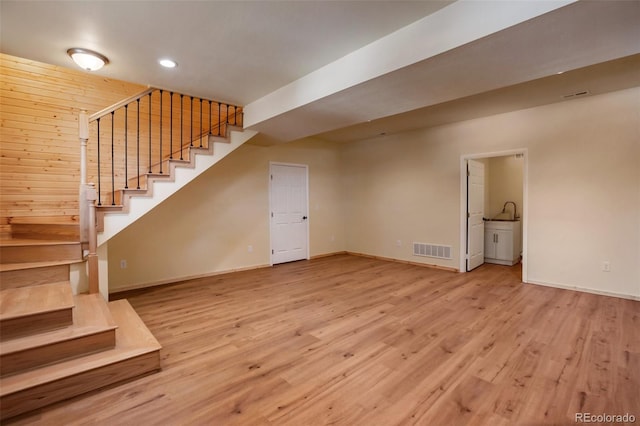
top-left (526, 279), bottom-right (640, 301)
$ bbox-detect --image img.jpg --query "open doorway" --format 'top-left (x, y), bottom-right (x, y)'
top-left (459, 150), bottom-right (528, 282)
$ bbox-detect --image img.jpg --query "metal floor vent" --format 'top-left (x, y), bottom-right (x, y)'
top-left (413, 242), bottom-right (452, 260)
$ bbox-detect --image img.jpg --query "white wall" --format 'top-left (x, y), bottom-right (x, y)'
top-left (342, 87), bottom-right (640, 299)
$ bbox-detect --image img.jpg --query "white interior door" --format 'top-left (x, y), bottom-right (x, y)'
top-left (270, 163), bottom-right (309, 264)
top-left (467, 159), bottom-right (485, 271)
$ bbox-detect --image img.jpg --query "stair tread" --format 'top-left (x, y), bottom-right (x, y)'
top-left (96, 204), bottom-right (123, 208)
top-left (121, 188), bottom-right (148, 193)
top-left (0, 238), bottom-right (80, 247)
top-left (7, 218), bottom-right (78, 225)
top-left (0, 299), bottom-right (160, 397)
top-left (0, 259), bottom-right (82, 273)
top-left (0, 294), bottom-right (117, 357)
top-left (8, 223), bottom-right (79, 228)
top-left (0, 282), bottom-right (74, 320)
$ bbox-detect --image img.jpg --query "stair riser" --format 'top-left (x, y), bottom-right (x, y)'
top-left (104, 189), bottom-right (149, 207)
top-left (11, 224), bottom-right (80, 242)
top-left (0, 244), bottom-right (81, 264)
top-left (0, 309), bottom-right (73, 341)
top-left (0, 351), bottom-right (160, 420)
top-left (0, 264), bottom-right (70, 290)
top-left (1, 329), bottom-right (116, 377)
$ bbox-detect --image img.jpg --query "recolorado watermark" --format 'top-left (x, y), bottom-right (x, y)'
top-left (575, 413), bottom-right (636, 423)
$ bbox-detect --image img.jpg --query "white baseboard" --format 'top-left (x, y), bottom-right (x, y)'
top-left (109, 263), bottom-right (271, 295)
top-left (346, 251), bottom-right (459, 273)
top-left (526, 279), bottom-right (640, 301)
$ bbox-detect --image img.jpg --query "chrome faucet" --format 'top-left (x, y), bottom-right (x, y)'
top-left (502, 201), bottom-right (519, 219)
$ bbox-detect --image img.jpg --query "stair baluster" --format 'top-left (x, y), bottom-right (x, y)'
top-left (199, 99), bottom-right (203, 147)
top-left (124, 105), bottom-right (129, 189)
top-left (96, 117), bottom-right (102, 206)
top-left (190, 96), bottom-right (194, 147)
top-left (136, 98), bottom-right (141, 189)
top-left (159, 90), bottom-right (163, 174)
top-left (110, 111), bottom-right (115, 205)
top-left (148, 92), bottom-right (152, 173)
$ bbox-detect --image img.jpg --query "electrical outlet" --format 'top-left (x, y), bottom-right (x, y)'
top-left (120, 259), bottom-right (127, 269)
top-left (248, 245), bottom-right (253, 253)
top-left (330, 235), bottom-right (335, 242)
top-left (602, 261), bottom-right (610, 272)
top-left (396, 240), bottom-right (402, 247)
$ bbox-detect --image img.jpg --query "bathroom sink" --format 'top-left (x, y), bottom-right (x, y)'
top-left (485, 210), bottom-right (519, 222)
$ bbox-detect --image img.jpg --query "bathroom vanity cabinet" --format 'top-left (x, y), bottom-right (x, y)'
top-left (484, 220), bottom-right (521, 266)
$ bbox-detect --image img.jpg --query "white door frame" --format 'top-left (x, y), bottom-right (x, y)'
top-left (269, 162), bottom-right (310, 266)
top-left (459, 149), bottom-right (528, 282)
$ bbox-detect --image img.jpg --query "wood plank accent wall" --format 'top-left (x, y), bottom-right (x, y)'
top-left (0, 53), bottom-right (147, 224)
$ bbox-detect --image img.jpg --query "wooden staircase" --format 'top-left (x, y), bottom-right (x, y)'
top-left (0, 223), bottom-right (161, 421)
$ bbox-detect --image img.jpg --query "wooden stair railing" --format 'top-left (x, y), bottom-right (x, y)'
top-left (87, 88), bottom-right (243, 207)
top-left (79, 89), bottom-right (244, 295)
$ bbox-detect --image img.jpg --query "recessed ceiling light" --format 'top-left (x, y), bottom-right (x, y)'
top-left (67, 48), bottom-right (109, 71)
top-left (159, 58), bottom-right (177, 68)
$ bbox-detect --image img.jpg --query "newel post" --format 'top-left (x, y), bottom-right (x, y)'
top-left (86, 184), bottom-right (99, 294)
top-left (79, 110), bottom-right (89, 244)
top-left (79, 110), bottom-right (99, 294)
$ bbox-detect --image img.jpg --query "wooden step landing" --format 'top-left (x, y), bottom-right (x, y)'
top-left (0, 294), bottom-right (117, 376)
top-left (0, 239), bottom-right (82, 264)
top-left (0, 299), bottom-right (161, 421)
top-left (0, 260), bottom-right (78, 290)
top-left (0, 282), bottom-right (74, 340)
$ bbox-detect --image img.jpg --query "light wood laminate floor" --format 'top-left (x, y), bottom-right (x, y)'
top-left (8, 254), bottom-right (639, 425)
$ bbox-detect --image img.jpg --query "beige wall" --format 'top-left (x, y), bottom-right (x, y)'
top-left (342, 87), bottom-right (639, 298)
top-left (108, 138), bottom-right (344, 291)
top-left (487, 155), bottom-right (523, 219)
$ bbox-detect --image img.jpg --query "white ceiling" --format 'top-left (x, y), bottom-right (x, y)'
top-left (1, 1), bottom-right (639, 144)
top-left (0, 0), bottom-right (452, 105)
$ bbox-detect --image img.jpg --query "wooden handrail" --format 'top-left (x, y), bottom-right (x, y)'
top-left (89, 87), bottom-right (243, 122)
top-left (89, 87), bottom-right (155, 121)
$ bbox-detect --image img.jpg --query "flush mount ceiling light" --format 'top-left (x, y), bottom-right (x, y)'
top-left (67, 48), bottom-right (109, 71)
top-left (159, 58), bottom-right (177, 68)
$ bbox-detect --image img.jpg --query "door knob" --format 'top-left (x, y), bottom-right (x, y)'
top-left (302, 216), bottom-right (308, 220)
